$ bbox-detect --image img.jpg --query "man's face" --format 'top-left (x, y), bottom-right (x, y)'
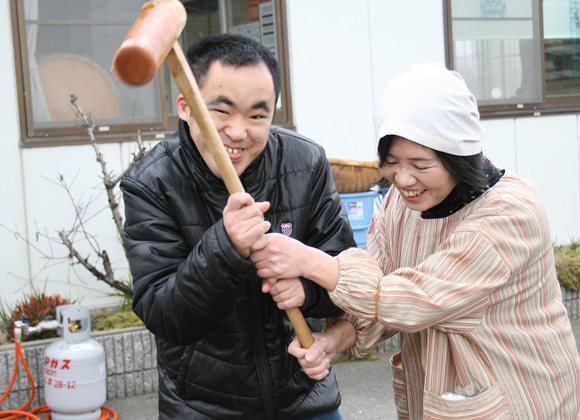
top-left (177, 61), bottom-right (276, 178)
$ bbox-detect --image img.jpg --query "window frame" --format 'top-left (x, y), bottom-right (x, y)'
top-left (444, 0), bottom-right (580, 119)
top-left (10, 0), bottom-right (293, 148)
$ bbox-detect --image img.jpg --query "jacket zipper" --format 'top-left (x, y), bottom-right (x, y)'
top-left (250, 275), bottom-right (276, 420)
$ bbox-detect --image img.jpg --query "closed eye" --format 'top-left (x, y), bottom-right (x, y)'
top-left (210, 108), bottom-right (229, 115)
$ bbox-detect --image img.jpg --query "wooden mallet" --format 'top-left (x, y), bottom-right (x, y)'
top-left (112, 0), bottom-right (315, 348)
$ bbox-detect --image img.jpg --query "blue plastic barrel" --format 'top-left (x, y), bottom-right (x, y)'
top-left (340, 190), bottom-right (379, 249)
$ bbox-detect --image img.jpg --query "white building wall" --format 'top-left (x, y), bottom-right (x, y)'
top-left (286, 0), bottom-right (446, 162)
top-left (0, 1), bottom-right (32, 310)
top-left (285, 0), bottom-right (375, 161)
top-left (367, 0), bottom-right (447, 106)
top-left (480, 119), bottom-right (518, 172)
top-left (1, 1), bottom-right (580, 310)
top-left (515, 115), bottom-right (580, 243)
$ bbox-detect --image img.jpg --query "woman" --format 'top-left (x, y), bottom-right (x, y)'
top-left (251, 63), bottom-right (580, 419)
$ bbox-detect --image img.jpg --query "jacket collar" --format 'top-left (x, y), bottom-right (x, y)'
top-left (178, 119), bottom-right (269, 194)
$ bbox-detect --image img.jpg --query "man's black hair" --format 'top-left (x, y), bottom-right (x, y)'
top-left (186, 34), bottom-right (281, 102)
top-left (377, 135), bottom-right (488, 192)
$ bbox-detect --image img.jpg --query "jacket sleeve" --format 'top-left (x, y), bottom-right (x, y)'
top-left (121, 176), bottom-right (253, 346)
top-left (329, 204), bottom-right (527, 348)
top-left (331, 239), bottom-right (510, 332)
top-left (299, 150), bottom-right (357, 319)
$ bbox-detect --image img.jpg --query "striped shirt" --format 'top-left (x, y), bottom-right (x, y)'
top-left (329, 171), bottom-right (580, 419)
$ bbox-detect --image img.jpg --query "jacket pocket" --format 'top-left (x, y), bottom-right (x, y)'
top-left (390, 352), bottom-right (410, 420)
top-left (176, 345), bottom-right (195, 398)
top-left (423, 382), bottom-right (511, 420)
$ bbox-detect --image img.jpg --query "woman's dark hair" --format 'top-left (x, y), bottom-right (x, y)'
top-left (186, 34), bottom-right (281, 103)
top-left (377, 135), bottom-right (489, 192)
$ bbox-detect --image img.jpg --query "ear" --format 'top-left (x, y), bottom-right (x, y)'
top-left (176, 94), bottom-right (190, 122)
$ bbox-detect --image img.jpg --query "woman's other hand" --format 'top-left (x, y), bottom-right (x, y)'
top-left (288, 320), bottom-right (357, 380)
top-left (288, 332), bottom-right (339, 381)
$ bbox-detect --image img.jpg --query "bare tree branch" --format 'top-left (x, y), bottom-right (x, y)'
top-left (70, 95), bottom-right (126, 248)
top-left (4, 96), bottom-right (148, 299)
top-left (111, 130), bottom-right (148, 186)
top-left (59, 231), bottom-right (133, 296)
top-left (2, 224), bottom-right (58, 260)
top-left (57, 172), bottom-right (101, 255)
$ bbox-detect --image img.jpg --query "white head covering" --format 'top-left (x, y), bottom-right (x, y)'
top-left (374, 63), bottom-right (484, 156)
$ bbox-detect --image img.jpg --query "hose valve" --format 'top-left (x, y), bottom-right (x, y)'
top-left (15, 316), bottom-right (62, 336)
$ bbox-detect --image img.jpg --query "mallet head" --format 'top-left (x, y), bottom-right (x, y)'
top-left (112, 0), bottom-right (186, 86)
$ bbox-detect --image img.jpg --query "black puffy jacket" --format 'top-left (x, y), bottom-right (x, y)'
top-left (121, 121), bottom-right (356, 420)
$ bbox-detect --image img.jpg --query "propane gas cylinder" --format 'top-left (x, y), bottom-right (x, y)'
top-left (43, 305), bottom-right (106, 420)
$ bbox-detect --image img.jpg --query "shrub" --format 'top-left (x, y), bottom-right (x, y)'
top-left (1, 292), bottom-right (73, 342)
top-left (555, 244), bottom-right (580, 291)
top-left (92, 308), bottom-right (143, 331)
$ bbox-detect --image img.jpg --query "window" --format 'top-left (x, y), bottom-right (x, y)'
top-left (11, 0), bottom-right (293, 147)
top-left (445, 0), bottom-right (580, 117)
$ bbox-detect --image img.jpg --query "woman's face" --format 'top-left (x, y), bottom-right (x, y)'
top-left (379, 136), bottom-right (456, 212)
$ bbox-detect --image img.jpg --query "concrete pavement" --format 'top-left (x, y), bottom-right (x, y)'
top-left (332, 352), bottom-right (397, 420)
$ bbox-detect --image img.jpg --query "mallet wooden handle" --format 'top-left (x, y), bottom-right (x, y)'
top-left (285, 307), bottom-right (315, 348)
top-left (165, 43), bottom-right (315, 349)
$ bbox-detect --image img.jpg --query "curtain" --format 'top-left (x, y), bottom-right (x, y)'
top-left (24, 0), bottom-right (51, 123)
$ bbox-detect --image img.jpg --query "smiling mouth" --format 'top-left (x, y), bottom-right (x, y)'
top-left (225, 146), bottom-right (242, 154)
top-left (401, 189), bottom-right (425, 198)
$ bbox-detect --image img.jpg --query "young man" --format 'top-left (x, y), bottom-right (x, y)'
top-left (120, 34), bottom-right (355, 420)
